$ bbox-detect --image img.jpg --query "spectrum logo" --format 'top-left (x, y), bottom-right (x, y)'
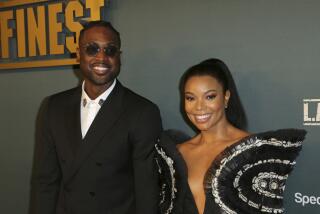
top-left (303, 99), bottom-right (320, 126)
top-left (294, 192), bottom-right (320, 207)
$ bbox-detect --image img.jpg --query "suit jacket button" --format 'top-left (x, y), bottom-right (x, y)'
top-left (89, 191), bottom-right (96, 197)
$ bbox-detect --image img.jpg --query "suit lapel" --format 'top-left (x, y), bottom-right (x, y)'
top-left (65, 81), bottom-right (126, 183)
top-left (66, 87), bottom-right (82, 156)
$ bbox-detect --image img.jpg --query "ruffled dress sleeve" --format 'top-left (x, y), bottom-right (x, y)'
top-left (204, 129), bottom-right (307, 214)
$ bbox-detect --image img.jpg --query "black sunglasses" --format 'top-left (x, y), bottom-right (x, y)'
top-left (82, 42), bottom-right (120, 57)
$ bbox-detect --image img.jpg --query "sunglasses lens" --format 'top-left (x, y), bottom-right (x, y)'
top-left (85, 43), bottom-right (99, 56)
top-left (104, 46), bottom-right (119, 57)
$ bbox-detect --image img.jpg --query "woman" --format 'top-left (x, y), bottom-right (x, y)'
top-left (155, 58), bottom-right (306, 214)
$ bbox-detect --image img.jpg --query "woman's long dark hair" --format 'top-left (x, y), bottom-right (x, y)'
top-left (180, 58), bottom-right (247, 130)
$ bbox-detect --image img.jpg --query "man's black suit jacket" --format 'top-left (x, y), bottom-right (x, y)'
top-left (33, 81), bottom-right (162, 214)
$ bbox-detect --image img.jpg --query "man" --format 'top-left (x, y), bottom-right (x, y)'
top-left (33, 21), bottom-right (162, 214)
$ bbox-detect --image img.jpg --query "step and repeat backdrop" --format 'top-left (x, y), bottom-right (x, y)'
top-left (0, 0), bottom-right (319, 213)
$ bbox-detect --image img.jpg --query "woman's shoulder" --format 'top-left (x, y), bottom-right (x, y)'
top-left (227, 126), bottom-right (250, 145)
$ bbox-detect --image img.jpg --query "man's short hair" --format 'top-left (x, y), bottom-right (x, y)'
top-left (79, 20), bottom-right (121, 47)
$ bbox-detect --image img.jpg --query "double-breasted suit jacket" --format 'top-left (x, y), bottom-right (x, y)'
top-left (33, 81), bottom-right (162, 214)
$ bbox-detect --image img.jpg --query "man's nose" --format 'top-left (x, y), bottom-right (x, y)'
top-left (95, 49), bottom-right (108, 60)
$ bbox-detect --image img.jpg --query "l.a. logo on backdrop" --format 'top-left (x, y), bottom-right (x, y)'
top-left (303, 99), bottom-right (320, 126)
top-left (0, 0), bottom-right (108, 70)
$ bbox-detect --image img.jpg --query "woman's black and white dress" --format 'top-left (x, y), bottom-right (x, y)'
top-left (155, 129), bottom-right (306, 214)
